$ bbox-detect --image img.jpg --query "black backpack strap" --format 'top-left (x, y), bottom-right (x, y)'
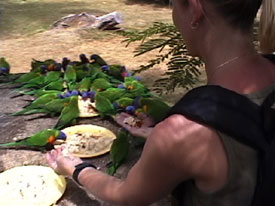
top-left (263, 54), bottom-right (275, 63)
top-left (261, 90), bottom-right (275, 143)
top-left (166, 85), bottom-right (268, 152)
top-left (252, 90), bottom-right (275, 206)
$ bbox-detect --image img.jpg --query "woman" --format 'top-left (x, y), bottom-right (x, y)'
top-left (46, 0), bottom-right (275, 205)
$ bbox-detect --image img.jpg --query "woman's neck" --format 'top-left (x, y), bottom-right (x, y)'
top-left (198, 27), bottom-right (257, 84)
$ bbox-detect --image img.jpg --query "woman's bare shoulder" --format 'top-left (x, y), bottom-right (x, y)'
top-left (146, 114), bottom-right (228, 185)
top-left (148, 115), bottom-right (220, 163)
top-left (152, 114), bottom-right (215, 143)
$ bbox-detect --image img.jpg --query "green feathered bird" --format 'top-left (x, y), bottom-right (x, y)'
top-left (90, 54), bottom-right (107, 66)
top-left (44, 71), bottom-right (63, 83)
top-left (12, 93), bottom-right (59, 116)
top-left (101, 64), bottom-right (125, 81)
top-left (55, 96), bottom-right (79, 129)
top-left (14, 98), bottom-right (71, 116)
top-left (64, 65), bottom-right (77, 83)
top-left (123, 79), bottom-right (150, 98)
top-left (14, 75), bottom-right (46, 91)
top-left (115, 97), bottom-right (134, 109)
top-left (30, 59), bottom-right (56, 73)
top-left (0, 129), bottom-right (67, 151)
top-left (67, 82), bottom-right (78, 91)
top-left (139, 97), bottom-right (171, 123)
top-left (76, 69), bottom-right (89, 81)
top-left (13, 72), bottom-right (41, 84)
top-left (16, 71), bottom-right (60, 90)
top-left (108, 130), bottom-right (130, 175)
top-left (0, 57), bottom-right (10, 75)
top-left (76, 77), bottom-right (92, 92)
top-left (22, 89), bottom-right (60, 97)
top-left (91, 78), bottom-right (112, 91)
top-left (95, 93), bottom-right (116, 116)
top-left (42, 79), bottom-right (64, 91)
top-left (37, 98), bottom-right (71, 116)
top-left (98, 88), bottom-right (126, 103)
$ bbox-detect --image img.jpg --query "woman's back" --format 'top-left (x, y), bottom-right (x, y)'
top-left (179, 83), bottom-right (275, 206)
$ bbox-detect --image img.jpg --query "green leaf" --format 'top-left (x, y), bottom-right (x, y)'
top-left (119, 22), bottom-right (204, 94)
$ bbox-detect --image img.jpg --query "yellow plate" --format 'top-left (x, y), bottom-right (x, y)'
top-left (78, 96), bottom-right (99, 117)
top-left (60, 124), bottom-right (116, 158)
top-left (0, 166), bottom-right (66, 206)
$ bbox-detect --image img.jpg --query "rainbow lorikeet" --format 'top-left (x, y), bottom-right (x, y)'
top-left (13, 72), bottom-right (41, 84)
top-left (91, 78), bottom-right (112, 91)
top-left (30, 59), bottom-right (56, 73)
top-left (114, 97), bottom-right (134, 109)
top-left (64, 65), bottom-right (77, 83)
top-left (90, 54), bottom-right (107, 66)
top-left (79, 53), bottom-right (89, 64)
top-left (95, 93), bottom-right (116, 116)
top-left (138, 97), bottom-right (171, 123)
top-left (98, 88), bottom-right (126, 103)
top-left (0, 57), bottom-right (10, 75)
top-left (12, 93), bottom-right (59, 116)
top-left (101, 64), bottom-right (126, 81)
top-left (0, 129), bottom-right (66, 151)
top-left (108, 130), bottom-right (130, 175)
top-left (76, 77), bottom-right (92, 92)
top-left (55, 96), bottom-right (80, 129)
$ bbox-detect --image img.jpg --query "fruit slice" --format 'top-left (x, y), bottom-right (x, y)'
top-left (78, 96), bottom-right (99, 118)
top-left (60, 124), bottom-right (116, 158)
top-left (0, 165), bottom-right (66, 206)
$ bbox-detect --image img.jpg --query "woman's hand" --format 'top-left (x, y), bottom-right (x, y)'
top-left (114, 112), bottom-right (154, 138)
top-left (46, 147), bottom-right (83, 177)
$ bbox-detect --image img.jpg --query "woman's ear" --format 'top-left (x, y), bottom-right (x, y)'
top-left (189, 0), bottom-right (204, 28)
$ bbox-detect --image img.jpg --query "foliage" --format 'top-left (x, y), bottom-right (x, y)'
top-left (119, 22), bottom-right (204, 94)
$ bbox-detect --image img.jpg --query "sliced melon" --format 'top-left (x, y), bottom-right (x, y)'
top-left (78, 96), bottom-right (99, 118)
top-left (60, 124), bottom-right (116, 158)
top-left (0, 165), bottom-right (66, 206)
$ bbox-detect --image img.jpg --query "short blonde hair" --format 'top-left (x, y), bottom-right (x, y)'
top-left (259, 0), bottom-right (275, 53)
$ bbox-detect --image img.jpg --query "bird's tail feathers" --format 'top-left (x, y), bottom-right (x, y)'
top-left (12, 109), bottom-right (46, 116)
top-left (0, 140), bottom-right (26, 148)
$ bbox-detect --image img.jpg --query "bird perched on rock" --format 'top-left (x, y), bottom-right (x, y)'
top-left (91, 78), bottom-right (112, 91)
top-left (95, 93), bottom-right (116, 116)
top-left (80, 53), bottom-right (89, 64)
top-left (0, 129), bottom-right (67, 151)
top-left (0, 57), bottom-right (10, 75)
top-left (64, 65), bottom-right (77, 83)
top-left (12, 93), bottom-right (59, 116)
top-left (99, 88), bottom-right (126, 103)
top-left (76, 77), bottom-right (92, 92)
top-left (114, 97), bottom-right (134, 110)
top-left (0, 67), bottom-right (10, 75)
top-left (61, 57), bottom-right (71, 71)
top-left (90, 54), bottom-right (107, 66)
top-left (101, 64), bottom-right (126, 81)
top-left (30, 59), bottom-right (56, 73)
top-left (138, 97), bottom-right (171, 123)
top-left (108, 130), bottom-right (130, 175)
top-left (55, 96), bottom-right (80, 129)
top-left (13, 72), bottom-right (41, 84)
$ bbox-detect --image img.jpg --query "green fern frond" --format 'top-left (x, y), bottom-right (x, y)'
top-left (120, 22), bottom-right (204, 94)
